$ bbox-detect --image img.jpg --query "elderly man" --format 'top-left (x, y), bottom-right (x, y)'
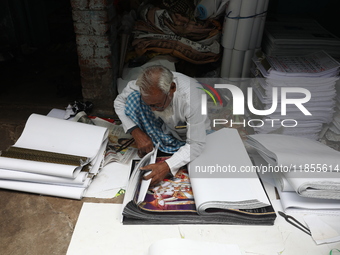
top-left (114, 65), bottom-right (210, 185)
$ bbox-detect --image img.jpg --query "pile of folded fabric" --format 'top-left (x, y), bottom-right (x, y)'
top-left (117, 0), bottom-right (229, 91)
top-left (131, 1), bottom-right (223, 65)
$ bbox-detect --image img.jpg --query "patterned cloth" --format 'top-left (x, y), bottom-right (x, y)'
top-left (125, 91), bottom-right (185, 153)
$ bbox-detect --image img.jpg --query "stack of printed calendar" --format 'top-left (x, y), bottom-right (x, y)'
top-left (262, 15), bottom-right (340, 59)
top-left (251, 50), bottom-right (340, 140)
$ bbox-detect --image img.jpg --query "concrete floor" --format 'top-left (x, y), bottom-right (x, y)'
top-left (0, 46), bottom-right (121, 255)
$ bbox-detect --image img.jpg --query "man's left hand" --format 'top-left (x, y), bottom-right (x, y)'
top-left (140, 161), bottom-right (171, 186)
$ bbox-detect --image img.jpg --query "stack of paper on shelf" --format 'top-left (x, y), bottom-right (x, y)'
top-left (246, 133), bottom-right (340, 199)
top-left (251, 50), bottom-right (340, 140)
top-left (122, 128), bottom-right (277, 225)
top-left (262, 15), bottom-right (340, 59)
top-left (0, 114), bottom-right (109, 199)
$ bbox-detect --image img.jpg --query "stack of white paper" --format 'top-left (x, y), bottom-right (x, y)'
top-left (262, 15), bottom-right (340, 59)
top-left (251, 51), bottom-right (340, 140)
top-left (247, 133), bottom-right (340, 201)
top-left (0, 114), bottom-right (109, 199)
top-left (277, 187), bottom-right (340, 216)
top-left (322, 80), bottom-right (340, 147)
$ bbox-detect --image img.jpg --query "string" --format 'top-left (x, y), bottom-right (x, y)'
top-left (226, 10), bottom-right (268, 20)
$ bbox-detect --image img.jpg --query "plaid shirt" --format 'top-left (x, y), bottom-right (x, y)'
top-left (125, 91), bottom-right (185, 153)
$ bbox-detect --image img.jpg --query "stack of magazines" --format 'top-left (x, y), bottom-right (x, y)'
top-left (0, 114), bottom-right (108, 199)
top-left (251, 50), bottom-right (340, 140)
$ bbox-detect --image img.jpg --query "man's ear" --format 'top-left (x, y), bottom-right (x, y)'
top-left (170, 82), bottom-right (176, 93)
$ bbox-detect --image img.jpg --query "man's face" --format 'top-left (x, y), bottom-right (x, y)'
top-left (141, 83), bottom-right (175, 112)
top-left (141, 90), bottom-right (169, 112)
top-left (141, 82), bottom-right (176, 120)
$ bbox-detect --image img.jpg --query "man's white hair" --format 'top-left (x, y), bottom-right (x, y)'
top-left (136, 65), bottom-right (173, 96)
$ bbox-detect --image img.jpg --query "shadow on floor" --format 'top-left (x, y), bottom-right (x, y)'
top-left (0, 43), bottom-right (121, 255)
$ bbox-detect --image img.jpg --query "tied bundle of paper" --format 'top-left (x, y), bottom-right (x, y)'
top-left (246, 133), bottom-right (340, 201)
top-left (250, 50), bottom-right (340, 140)
top-left (0, 114), bottom-right (109, 199)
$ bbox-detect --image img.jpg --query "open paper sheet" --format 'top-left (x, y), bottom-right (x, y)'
top-left (14, 114), bottom-right (108, 159)
top-left (189, 128), bottom-right (271, 212)
top-left (148, 238), bottom-right (242, 255)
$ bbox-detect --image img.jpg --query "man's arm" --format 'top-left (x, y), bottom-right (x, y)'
top-left (130, 127), bottom-right (154, 158)
top-left (165, 85), bottom-right (210, 176)
top-left (114, 80), bottom-right (140, 132)
top-left (142, 118), bottom-right (207, 186)
top-left (165, 121), bottom-right (207, 175)
top-left (114, 81), bottom-right (155, 157)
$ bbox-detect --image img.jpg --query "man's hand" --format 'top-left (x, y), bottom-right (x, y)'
top-left (140, 161), bottom-right (171, 186)
top-left (131, 127), bottom-right (154, 157)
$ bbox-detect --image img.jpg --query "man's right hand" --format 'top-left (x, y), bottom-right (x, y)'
top-left (131, 127), bottom-right (154, 157)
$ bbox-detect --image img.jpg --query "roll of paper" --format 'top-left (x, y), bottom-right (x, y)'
top-left (229, 49), bottom-right (245, 78)
top-left (221, 48), bottom-right (233, 77)
top-left (239, 79), bottom-right (251, 93)
top-left (256, 0), bottom-right (269, 48)
top-left (242, 49), bottom-right (255, 78)
top-left (234, 0), bottom-right (258, 51)
top-left (221, 0), bottom-right (242, 49)
top-left (0, 179), bottom-right (86, 199)
top-left (249, 0), bottom-right (266, 50)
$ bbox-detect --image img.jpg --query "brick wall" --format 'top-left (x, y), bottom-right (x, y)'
top-left (70, 0), bottom-right (118, 116)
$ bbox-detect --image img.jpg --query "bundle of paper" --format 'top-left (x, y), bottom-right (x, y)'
top-left (246, 133), bottom-right (340, 200)
top-left (250, 50), bottom-right (340, 140)
top-left (322, 81), bottom-right (340, 147)
top-left (276, 186), bottom-right (340, 216)
top-left (0, 114), bottom-right (108, 199)
top-left (278, 171), bottom-right (340, 200)
top-left (262, 15), bottom-right (340, 59)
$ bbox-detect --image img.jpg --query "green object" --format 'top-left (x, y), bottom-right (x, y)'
top-left (115, 188), bottom-right (125, 197)
top-left (330, 249), bottom-right (340, 255)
